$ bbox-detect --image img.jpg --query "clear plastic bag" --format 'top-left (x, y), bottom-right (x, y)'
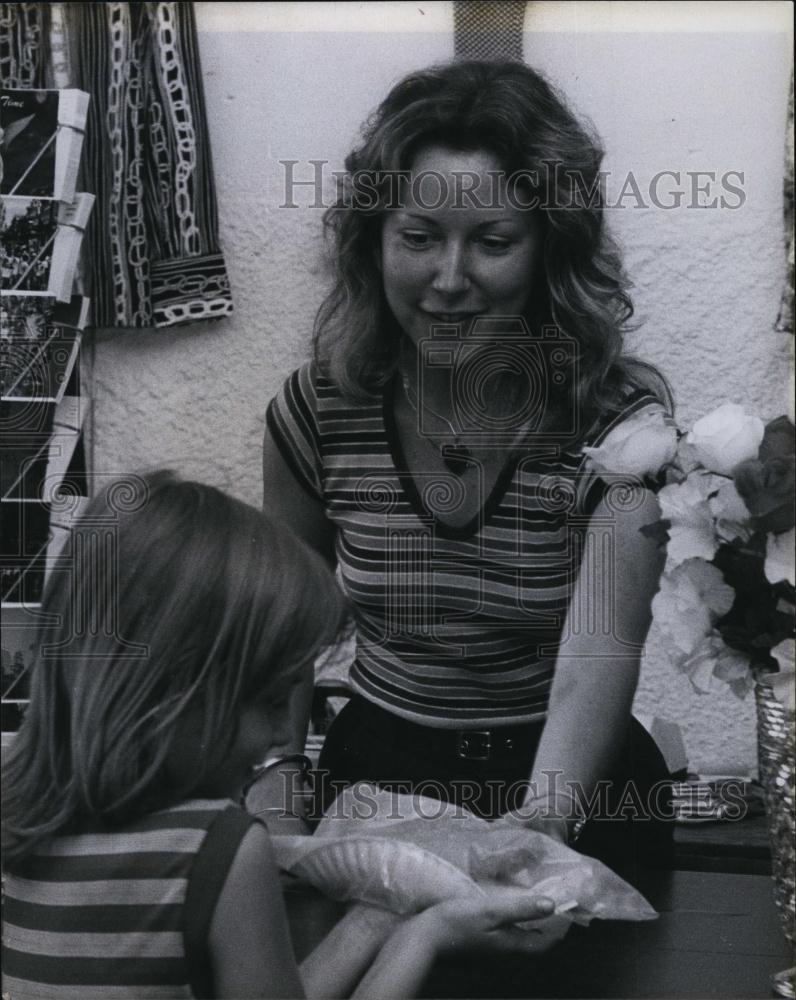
top-left (271, 785), bottom-right (657, 925)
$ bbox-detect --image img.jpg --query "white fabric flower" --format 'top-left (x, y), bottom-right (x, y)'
top-left (657, 473), bottom-right (718, 568)
top-left (651, 559), bottom-right (735, 669)
top-left (676, 633), bottom-right (752, 697)
top-left (764, 528), bottom-right (795, 586)
top-left (711, 641), bottom-right (754, 699)
top-left (672, 439), bottom-right (703, 476)
top-left (772, 638), bottom-right (795, 673)
top-left (685, 403), bottom-right (764, 476)
top-left (686, 557), bottom-right (736, 615)
top-left (582, 408), bottom-right (677, 477)
top-left (707, 476), bottom-right (753, 543)
top-left (677, 633), bottom-right (719, 692)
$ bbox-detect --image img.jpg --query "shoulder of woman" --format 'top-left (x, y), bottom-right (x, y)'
top-left (277, 357), bottom-right (350, 402)
top-left (268, 360), bottom-right (325, 426)
top-left (587, 383), bottom-right (671, 448)
top-left (570, 382), bottom-right (674, 512)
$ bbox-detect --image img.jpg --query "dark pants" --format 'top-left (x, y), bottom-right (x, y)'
top-left (315, 695), bottom-right (674, 883)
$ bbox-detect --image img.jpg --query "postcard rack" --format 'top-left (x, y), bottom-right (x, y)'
top-left (1, 87), bottom-right (93, 739)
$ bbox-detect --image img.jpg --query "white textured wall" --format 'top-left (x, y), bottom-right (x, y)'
top-left (90, 2), bottom-right (793, 775)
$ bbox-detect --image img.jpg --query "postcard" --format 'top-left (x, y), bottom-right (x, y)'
top-left (0, 400), bottom-right (56, 500)
top-left (0, 89), bottom-right (90, 201)
top-left (45, 395), bottom-right (87, 499)
top-left (0, 294), bottom-right (89, 403)
top-left (1, 395), bottom-right (85, 501)
top-left (1, 193), bottom-right (95, 299)
top-left (0, 498), bottom-right (50, 607)
top-left (0, 602), bottom-right (58, 736)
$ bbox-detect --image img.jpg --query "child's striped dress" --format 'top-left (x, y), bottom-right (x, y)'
top-left (2, 799), bottom-right (257, 999)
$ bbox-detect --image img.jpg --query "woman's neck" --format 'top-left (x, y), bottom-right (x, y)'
top-left (398, 337), bottom-right (458, 423)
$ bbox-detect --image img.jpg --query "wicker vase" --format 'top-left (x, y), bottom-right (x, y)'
top-left (755, 677), bottom-right (795, 997)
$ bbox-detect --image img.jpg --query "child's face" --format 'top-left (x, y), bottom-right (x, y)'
top-left (205, 700), bottom-right (291, 800)
top-left (168, 679), bottom-right (304, 801)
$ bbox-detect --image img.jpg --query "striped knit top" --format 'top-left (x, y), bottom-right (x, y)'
top-left (2, 799), bottom-right (256, 999)
top-left (267, 361), bottom-right (667, 728)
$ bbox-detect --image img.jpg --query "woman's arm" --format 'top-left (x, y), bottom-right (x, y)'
top-left (259, 423), bottom-right (340, 830)
top-left (262, 423), bottom-right (337, 566)
top-left (523, 487), bottom-right (666, 834)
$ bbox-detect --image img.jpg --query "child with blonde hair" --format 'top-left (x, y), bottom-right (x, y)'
top-left (2, 471), bottom-right (555, 999)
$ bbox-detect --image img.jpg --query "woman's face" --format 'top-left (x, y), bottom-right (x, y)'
top-left (381, 145), bottom-right (543, 348)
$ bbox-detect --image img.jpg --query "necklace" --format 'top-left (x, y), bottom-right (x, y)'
top-left (401, 374), bottom-right (474, 476)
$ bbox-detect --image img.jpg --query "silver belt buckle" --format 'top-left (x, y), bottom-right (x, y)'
top-left (457, 730), bottom-right (492, 760)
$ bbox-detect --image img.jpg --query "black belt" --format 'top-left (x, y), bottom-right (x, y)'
top-left (346, 695), bottom-right (542, 762)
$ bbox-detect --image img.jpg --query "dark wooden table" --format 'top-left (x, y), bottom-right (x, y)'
top-left (287, 869), bottom-right (792, 999)
top-left (673, 815), bottom-right (772, 875)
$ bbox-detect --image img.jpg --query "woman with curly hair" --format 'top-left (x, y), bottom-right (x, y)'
top-left (264, 60), bottom-right (675, 881)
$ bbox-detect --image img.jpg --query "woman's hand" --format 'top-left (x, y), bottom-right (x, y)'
top-left (418, 887), bottom-right (567, 956)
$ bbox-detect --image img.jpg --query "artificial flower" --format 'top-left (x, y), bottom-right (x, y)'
top-left (685, 557), bottom-right (738, 615)
top-left (764, 527), bottom-right (796, 586)
top-left (657, 474), bottom-right (718, 567)
top-left (651, 559), bottom-right (735, 667)
top-left (647, 408), bottom-right (793, 701)
top-left (678, 634), bottom-right (720, 693)
top-left (772, 637), bottom-right (795, 673)
top-left (582, 407), bottom-right (677, 477)
top-left (678, 632), bottom-right (752, 696)
top-left (711, 641), bottom-right (755, 698)
top-left (685, 403), bottom-right (764, 476)
top-left (733, 415), bottom-right (795, 534)
top-left (707, 477), bottom-right (753, 543)
top-left (670, 439), bottom-right (701, 477)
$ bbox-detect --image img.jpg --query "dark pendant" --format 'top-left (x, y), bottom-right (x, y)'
top-left (441, 445), bottom-right (473, 476)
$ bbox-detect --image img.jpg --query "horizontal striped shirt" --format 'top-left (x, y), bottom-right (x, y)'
top-left (267, 361), bottom-right (667, 727)
top-left (2, 800), bottom-right (255, 999)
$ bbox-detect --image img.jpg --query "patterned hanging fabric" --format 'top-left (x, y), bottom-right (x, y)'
top-left (453, 0), bottom-right (527, 62)
top-left (0, 2), bottom-right (50, 87)
top-left (1, 2), bottom-right (233, 329)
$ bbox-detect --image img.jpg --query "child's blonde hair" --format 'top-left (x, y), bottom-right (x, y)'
top-left (2, 471), bottom-right (348, 863)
